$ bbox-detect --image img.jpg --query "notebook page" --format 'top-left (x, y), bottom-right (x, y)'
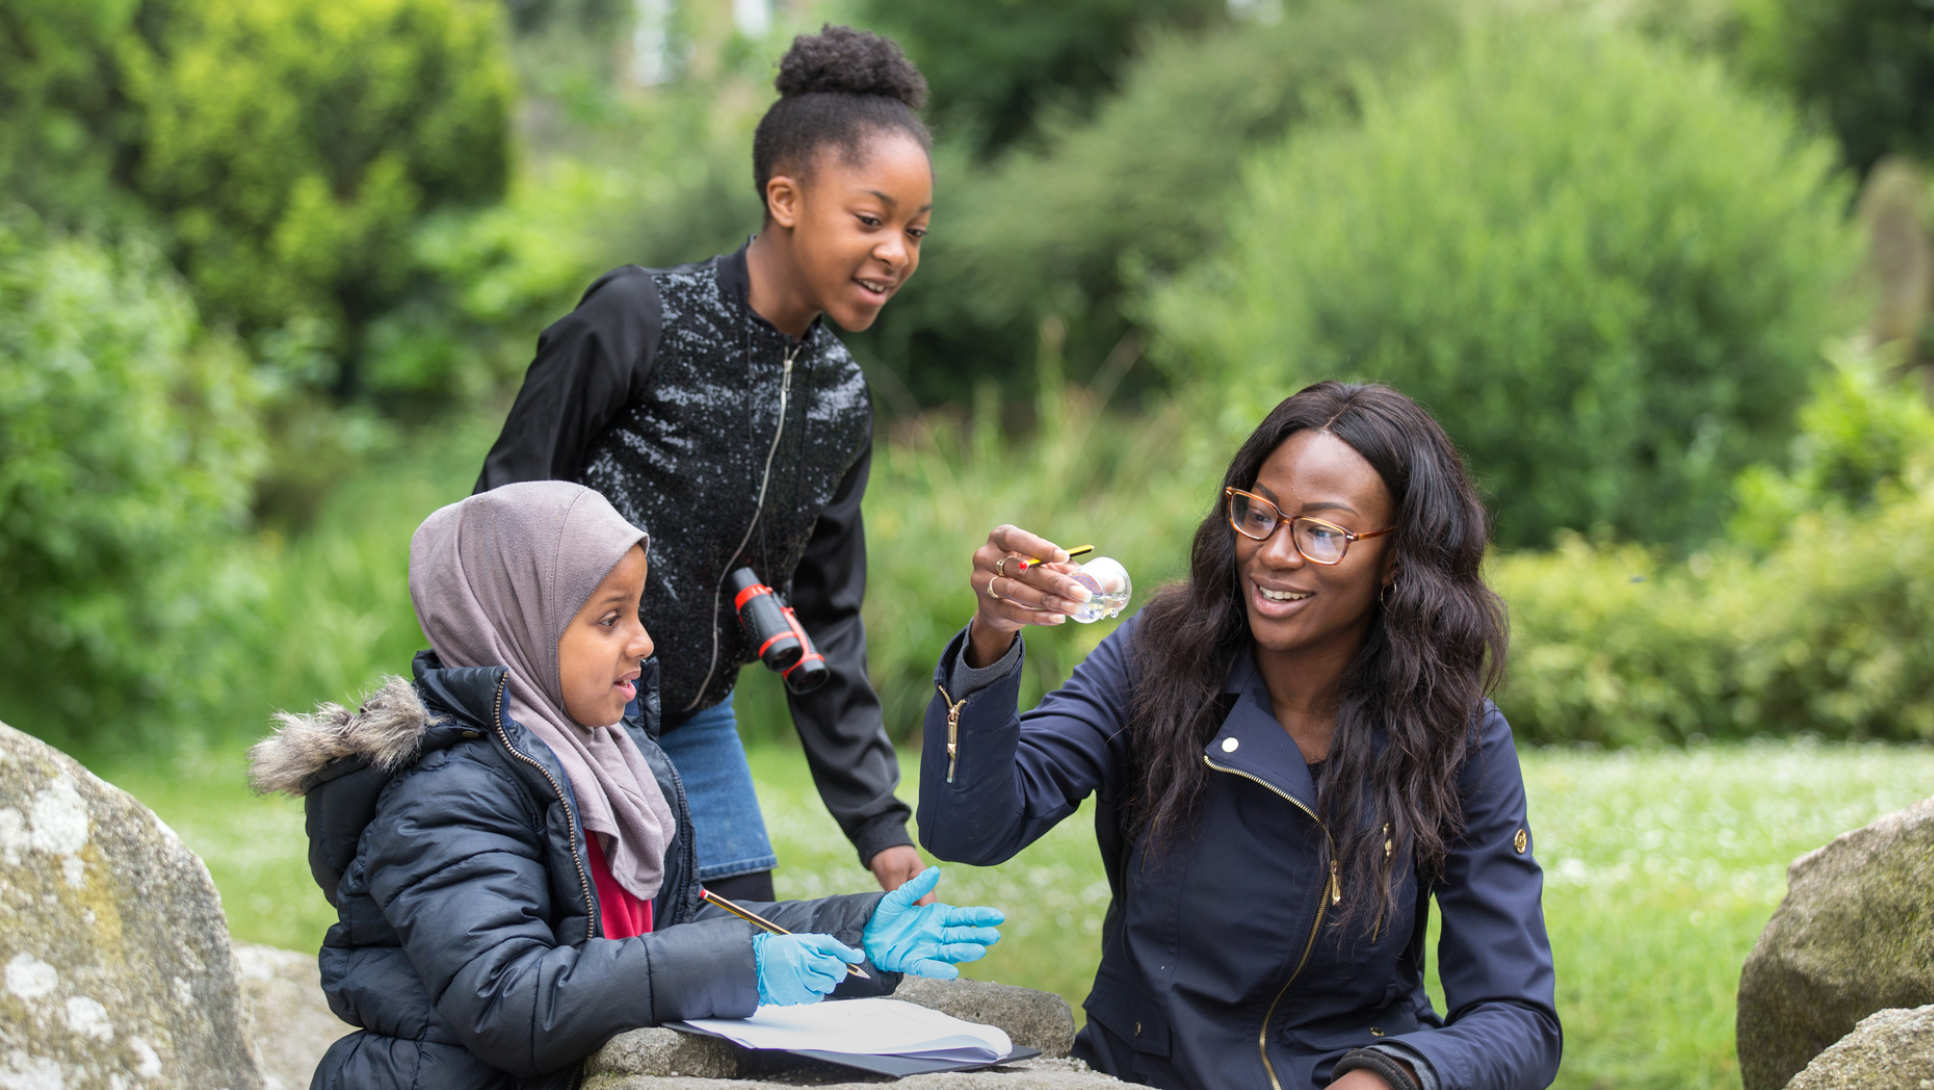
top-left (680, 996), bottom-right (1014, 1060)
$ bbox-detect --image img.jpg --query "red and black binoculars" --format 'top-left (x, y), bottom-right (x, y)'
top-left (728, 567), bottom-right (829, 695)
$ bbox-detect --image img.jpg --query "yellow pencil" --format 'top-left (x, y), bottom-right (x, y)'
top-left (699, 887), bottom-right (871, 980)
top-left (1015, 544), bottom-right (1093, 574)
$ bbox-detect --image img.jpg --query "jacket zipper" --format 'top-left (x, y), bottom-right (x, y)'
top-left (486, 674), bottom-right (599, 942)
top-left (936, 683), bottom-right (967, 782)
top-left (1202, 753), bottom-right (1338, 1090)
top-left (688, 341), bottom-right (804, 711)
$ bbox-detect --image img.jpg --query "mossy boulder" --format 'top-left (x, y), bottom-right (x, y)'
top-left (0, 720), bottom-right (262, 1088)
top-left (1737, 796), bottom-right (1934, 1090)
top-left (1781, 1004), bottom-right (1934, 1089)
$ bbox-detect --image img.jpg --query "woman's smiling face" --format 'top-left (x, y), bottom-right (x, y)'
top-left (1234, 429), bottom-right (1396, 671)
top-left (558, 545), bottom-right (654, 728)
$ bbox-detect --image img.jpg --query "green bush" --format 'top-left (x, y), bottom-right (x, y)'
top-left (364, 159), bottom-right (642, 405)
top-left (0, 0), bottom-right (152, 230)
top-left (1143, 17), bottom-right (1859, 549)
top-left (1494, 457), bottom-right (1934, 746)
top-left (1729, 341), bottom-right (1934, 549)
top-left (126, 0), bottom-right (515, 396)
top-left (854, 0), bottom-right (1227, 161)
top-left (0, 209), bottom-right (265, 747)
top-left (1740, 0), bottom-right (1934, 175)
top-left (863, 0), bottom-right (1457, 407)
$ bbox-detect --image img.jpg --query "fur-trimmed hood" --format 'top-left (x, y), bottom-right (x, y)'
top-left (248, 675), bottom-right (433, 797)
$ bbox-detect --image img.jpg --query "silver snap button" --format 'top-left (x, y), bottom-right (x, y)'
top-left (1220, 737), bottom-right (1239, 753)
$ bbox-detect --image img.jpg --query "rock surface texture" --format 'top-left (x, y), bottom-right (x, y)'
top-left (1780, 1004), bottom-right (1934, 1090)
top-left (1737, 796), bottom-right (1934, 1090)
top-left (0, 720), bottom-right (263, 1089)
top-left (581, 976), bottom-right (1126, 1089)
top-left (233, 942), bottom-right (350, 1090)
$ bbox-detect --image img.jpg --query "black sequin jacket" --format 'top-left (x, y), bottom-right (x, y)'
top-left (476, 244), bottom-right (911, 867)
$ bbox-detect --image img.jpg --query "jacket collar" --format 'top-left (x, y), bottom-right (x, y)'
top-left (411, 649), bottom-right (665, 739)
top-left (1202, 649), bottom-right (1320, 812)
top-left (411, 649), bottom-right (512, 731)
top-left (719, 238), bottom-right (826, 347)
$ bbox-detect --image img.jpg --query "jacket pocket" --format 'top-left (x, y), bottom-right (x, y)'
top-left (1083, 967), bottom-right (1172, 1058)
top-left (1283, 996), bottom-right (1426, 1061)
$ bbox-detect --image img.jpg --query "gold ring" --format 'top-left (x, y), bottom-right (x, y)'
top-left (995, 555), bottom-right (1014, 578)
top-left (986, 577), bottom-right (1004, 602)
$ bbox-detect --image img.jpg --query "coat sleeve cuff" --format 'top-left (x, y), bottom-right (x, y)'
top-left (851, 814), bottom-right (915, 868)
top-left (945, 620), bottom-right (1024, 698)
top-left (1371, 1042), bottom-right (1440, 1090)
top-left (643, 915), bottom-right (760, 1023)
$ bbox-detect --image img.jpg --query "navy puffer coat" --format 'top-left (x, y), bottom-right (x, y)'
top-left (249, 651), bottom-right (894, 1090)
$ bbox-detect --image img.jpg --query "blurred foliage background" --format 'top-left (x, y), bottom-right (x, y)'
top-left (3, 0), bottom-right (1933, 1083)
top-left (6, 0), bottom-right (1932, 755)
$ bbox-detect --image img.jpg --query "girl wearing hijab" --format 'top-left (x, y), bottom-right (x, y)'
top-left (249, 481), bottom-right (1001, 1090)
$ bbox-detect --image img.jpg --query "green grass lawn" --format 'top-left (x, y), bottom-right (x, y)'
top-left (95, 739), bottom-right (1933, 1090)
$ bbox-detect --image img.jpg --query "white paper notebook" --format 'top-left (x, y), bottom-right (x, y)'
top-left (679, 996), bottom-right (1014, 1062)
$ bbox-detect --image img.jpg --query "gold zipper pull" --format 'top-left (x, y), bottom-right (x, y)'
top-left (937, 683), bottom-right (967, 783)
top-left (1329, 858), bottom-right (1341, 905)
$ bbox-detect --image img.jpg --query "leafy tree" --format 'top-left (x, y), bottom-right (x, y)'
top-left (126, 0), bottom-right (516, 396)
top-left (0, 209), bottom-right (265, 745)
top-left (0, 0), bottom-right (152, 230)
top-left (1144, 17), bottom-right (1859, 549)
top-left (858, 0), bottom-right (1457, 406)
top-left (1741, 0), bottom-right (1934, 175)
top-left (854, 0), bottom-right (1227, 161)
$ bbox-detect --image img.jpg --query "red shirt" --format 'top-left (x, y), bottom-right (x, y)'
top-left (584, 834), bottom-right (653, 938)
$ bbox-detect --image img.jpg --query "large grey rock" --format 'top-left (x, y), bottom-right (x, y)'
top-left (0, 720), bottom-right (263, 1089)
top-left (233, 943), bottom-right (350, 1090)
top-left (1782, 1005), bottom-right (1934, 1090)
top-left (582, 978), bottom-right (1120, 1089)
top-left (1737, 796), bottom-right (1934, 1090)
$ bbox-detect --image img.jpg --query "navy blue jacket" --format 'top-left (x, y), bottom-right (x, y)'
top-left (253, 652), bottom-right (894, 1090)
top-left (917, 618), bottom-right (1559, 1090)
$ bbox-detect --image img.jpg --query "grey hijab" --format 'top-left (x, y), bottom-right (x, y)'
top-left (409, 481), bottom-right (676, 902)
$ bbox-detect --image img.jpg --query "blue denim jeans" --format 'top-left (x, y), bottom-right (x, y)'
top-left (656, 693), bottom-right (776, 881)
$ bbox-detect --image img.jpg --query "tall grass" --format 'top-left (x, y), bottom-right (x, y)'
top-left (92, 739), bottom-right (1934, 1090)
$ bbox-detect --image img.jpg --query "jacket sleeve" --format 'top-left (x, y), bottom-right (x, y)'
top-left (475, 266), bottom-right (663, 491)
top-left (1381, 703), bottom-right (1563, 1090)
top-left (783, 436), bottom-right (915, 869)
top-left (692, 890), bottom-right (902, 999)
top-left (362, 754), bottom-right (760, 1078)
top-left (917, 621), bottom-right (1136, 866)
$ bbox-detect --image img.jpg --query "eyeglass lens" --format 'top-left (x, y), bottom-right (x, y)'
top-left (1227, 491), bottom-right (1349, 564)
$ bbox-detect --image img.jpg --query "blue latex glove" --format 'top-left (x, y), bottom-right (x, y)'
top-left (862, 866), bottom-right (1005, 979)
top-left (752, 932), bottom-right (863, 1006)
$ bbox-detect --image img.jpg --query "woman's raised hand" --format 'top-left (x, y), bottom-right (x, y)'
top-left (967, 524), bottom-right (1092, 666)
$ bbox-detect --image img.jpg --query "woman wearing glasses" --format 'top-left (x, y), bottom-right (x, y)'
top-left (917, 382), bottom-right (1560, 1090)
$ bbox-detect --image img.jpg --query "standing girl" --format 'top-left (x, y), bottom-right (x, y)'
top-left (477, 25), bottom-right (933, 903)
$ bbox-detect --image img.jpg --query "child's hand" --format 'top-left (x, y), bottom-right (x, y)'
top-left (861, 866), bottom-right (1005, 979)
top-left (753, 932), bottom-right (862, 1005)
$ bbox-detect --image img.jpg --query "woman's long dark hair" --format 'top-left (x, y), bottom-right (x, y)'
top-left (1129, 382), bottom-right (1507, 930)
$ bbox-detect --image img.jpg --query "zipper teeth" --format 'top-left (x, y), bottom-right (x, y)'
top-left (489, 674), bottom-right (598, 941)
top-left (1201, 754), bottom-right (1332, 1090)
top-left (937, 683), bottom-right (966, 783)
top-left (688, 342), bottom-right (802, 711)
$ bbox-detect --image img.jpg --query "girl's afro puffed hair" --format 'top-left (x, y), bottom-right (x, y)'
top-left (774, 24), bottom-right (927, 109)
top-left (752, 25), bottom-right (932, 202)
